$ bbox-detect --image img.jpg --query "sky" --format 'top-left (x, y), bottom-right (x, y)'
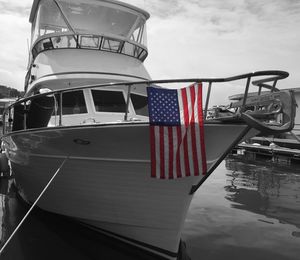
top-left (0, 0), bottom-right (300, 103)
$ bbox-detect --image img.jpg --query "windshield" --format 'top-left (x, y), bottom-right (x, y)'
top-left (31, 0), bottom-right (148, 54)
top-left (58, 0), bottom-right (143, 40)
top-left (32, 0), bottom-right (71, 44)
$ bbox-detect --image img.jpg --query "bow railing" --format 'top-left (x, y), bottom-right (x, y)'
top-left (2, 70), bottom-right (295, 135)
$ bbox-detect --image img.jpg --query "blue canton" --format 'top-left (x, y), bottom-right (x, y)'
top-left (147, 86), bottom-right (180, 126)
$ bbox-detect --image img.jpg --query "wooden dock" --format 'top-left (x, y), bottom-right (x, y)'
top-left (232, 142), bottom-right (300, 164)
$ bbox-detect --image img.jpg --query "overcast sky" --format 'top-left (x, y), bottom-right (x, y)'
top-left (0, 0), bottom-right (300, 100)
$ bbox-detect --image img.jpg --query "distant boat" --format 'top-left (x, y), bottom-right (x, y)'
top-left (0, 0), bottom-right (296, 259)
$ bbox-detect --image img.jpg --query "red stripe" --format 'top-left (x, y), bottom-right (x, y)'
top-left (189, 85), bottom-right (200, 176)
top-left (150, 126), bottom-right (156, 178)
top-left (176, 126), bottom-right (182, 178)
top-left (183, 132), bottom-right (190, 176)
top-left (181, 88), bottom-right (191, 176)
top-left (181, 88), bottom-right (189, 127)
top-left (159, 127), bottom-right (165, 179)
top-left (168, 127), bottom-right (174, 179)
top-left (197, 83), bottom-right (207, 174)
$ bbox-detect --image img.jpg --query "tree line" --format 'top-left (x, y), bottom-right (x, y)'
top-left (0, 85), bottom-right (24, 99)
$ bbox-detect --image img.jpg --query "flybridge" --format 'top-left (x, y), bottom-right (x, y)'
top-left (28, 0), bottom-right (149, 61)
top-left (24, 0), bottom-right (151, 93)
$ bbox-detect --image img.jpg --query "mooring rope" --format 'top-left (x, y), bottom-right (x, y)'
top-left (0, 157), bottom-right (68, 255)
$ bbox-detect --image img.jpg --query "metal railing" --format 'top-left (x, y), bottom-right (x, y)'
top-left (31, 33), bottom-right (148, 61)
top-left (2, 70), bottom-right (289, 134)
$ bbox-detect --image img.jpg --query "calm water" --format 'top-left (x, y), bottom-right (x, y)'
top-left (0, 156), bottom-right (300, 260)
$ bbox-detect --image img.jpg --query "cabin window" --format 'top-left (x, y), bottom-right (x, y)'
top-left (32, 0), bottom-right (71, 44)
top-left (56, 90), bottom-right (87, 115)
top-left (121, 42), bottom-right (143, 58)
top-left (91, 90), bottom-right (126, 113)
top-left (130, 94), bottom-right (148, 116)
top-left (102, 38), bottom-right (122, 52)
top-left (52, 35), bottom-right (77, 48)
top-left (121, 42), bottom-right (135, 56)
top-left (79, 35), bottom-right (100, 49)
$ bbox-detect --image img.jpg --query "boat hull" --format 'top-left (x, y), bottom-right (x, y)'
top-left (2, 122), bottom-right (254, 258)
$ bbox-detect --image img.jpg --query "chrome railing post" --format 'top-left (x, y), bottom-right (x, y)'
top-left (23, 102), bottom-right (27, 130)
top-left (59, 92), bottom-right (63, 126)
top-left (53, 94), bottom-right (58, 126)
top-left (242, 77), bottom-right (251, 111)
top-left (124, 84), bottom-right (132, 121)
top-left (258, 86), bottom-right (262, 95)
top-left (8, 108), bottom-right (12, 132)
top-left (271, 79), bottom-right (278, 92)
top-left (204, 82), bottom-right (212, 119)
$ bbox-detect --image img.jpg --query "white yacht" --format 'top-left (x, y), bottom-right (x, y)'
top-left (0, 0), bottom-right (296, 259)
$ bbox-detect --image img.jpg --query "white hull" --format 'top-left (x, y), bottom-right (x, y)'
top-left (3, 122), bottom-right (253, 258)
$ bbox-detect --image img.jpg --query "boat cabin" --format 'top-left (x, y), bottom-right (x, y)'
top-left (18, 0), bottom-right (152, 129)
top-left (26, 0), bottom-right (151, 94)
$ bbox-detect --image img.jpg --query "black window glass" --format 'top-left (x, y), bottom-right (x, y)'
top-left (130, 93), bottom-right (148, 116)
top-left (61, 90), bottom-right (87, 115)
top-left (92, 90), bottom-right (126, 112)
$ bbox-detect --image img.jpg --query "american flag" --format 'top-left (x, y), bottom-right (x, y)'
top-left (147, 83), bottom-right (207, 179)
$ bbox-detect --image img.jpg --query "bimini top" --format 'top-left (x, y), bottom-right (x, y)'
top-left (29, 0), bottom-right (150, 23)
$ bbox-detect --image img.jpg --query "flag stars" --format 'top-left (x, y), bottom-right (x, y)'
top-left (147, 87), bottom-right (180, 126)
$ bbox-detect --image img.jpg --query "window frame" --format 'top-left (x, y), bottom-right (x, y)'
top-left (130, 93), bottom-right (148, 117)
top-left (90, 88), bottom-right (134, 115)
top-left (54, 89), bottom-right (89, 116)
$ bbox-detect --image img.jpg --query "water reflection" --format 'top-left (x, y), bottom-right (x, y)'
top-left (0, 177), bottom-right (174, 260)
top-left (225, 156), bottom-right (300, 231)
top-left (182, 157), bottom-right (300, 260)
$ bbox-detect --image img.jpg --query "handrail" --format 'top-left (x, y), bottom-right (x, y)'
top-left (16, 70), bottom-right (289, 108)
top-left (2, 70), bottom-right (289, 135)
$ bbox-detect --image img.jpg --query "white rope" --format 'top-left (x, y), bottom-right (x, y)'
top-left (0, 157), bottom-right (68, 255)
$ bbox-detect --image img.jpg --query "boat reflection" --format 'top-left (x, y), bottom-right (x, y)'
top-left (225, 156), bottom-right (300, 232)
top-left (1, 177), bottom-right (191, 260)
